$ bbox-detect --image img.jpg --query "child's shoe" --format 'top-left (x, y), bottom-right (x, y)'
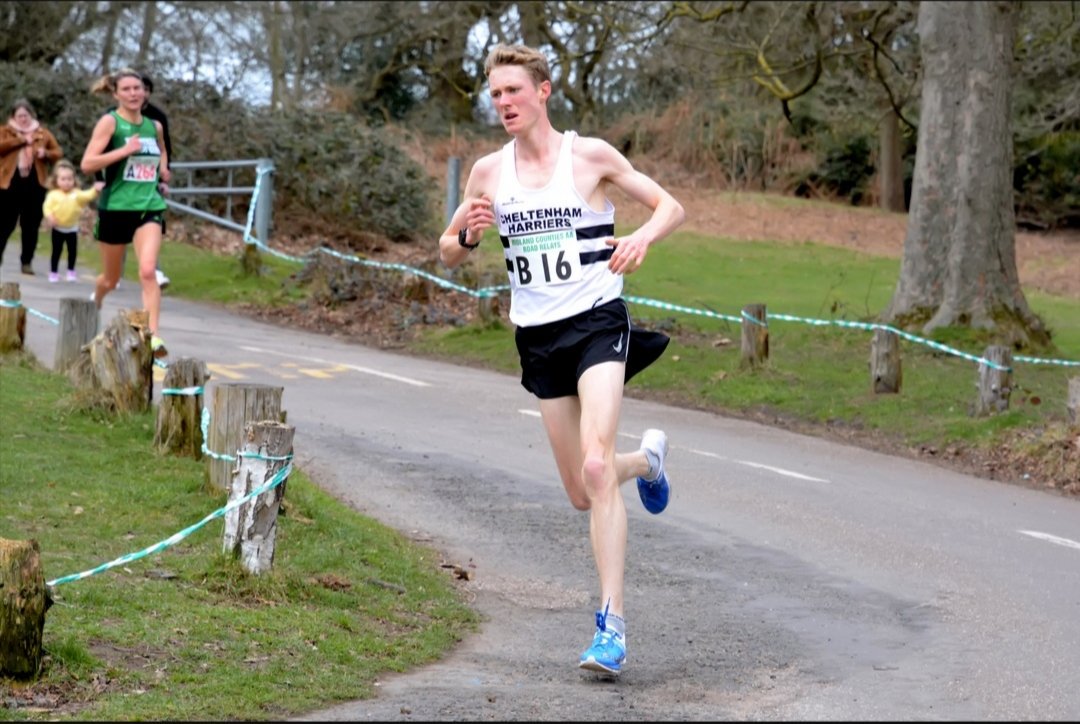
top-left (48, 271), bottom-right (59, 283)
top-left (66, 270), bottom-right (78, 282)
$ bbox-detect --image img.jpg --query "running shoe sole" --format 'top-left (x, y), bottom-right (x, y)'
top-left (579, 657), bottom-right (623, 675)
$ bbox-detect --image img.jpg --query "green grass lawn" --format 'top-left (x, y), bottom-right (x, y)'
top-left (0, 357), bottom-right (477, 720)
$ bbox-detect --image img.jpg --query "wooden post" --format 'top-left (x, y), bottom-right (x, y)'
top-left (1067, 377), bottom-right (1080, 426)
top-left (206, 383), bottom-right (285, 490)
top-left (0, 538), bottom-right (51, 678)
top-left (477, 274), bottom-right (501, 324)
top-left (155, 357), bottom-right (211, 458)
top-left (869, 328), bottom-right (902, 393)
top-left (222, 420), bottom-right (294, 575)
top-left (975, 345), bottom-right (1013, 416)
top-left (240, 242), bottom-right (262, 277)
top-left (67, 309), bottom-right (153, 414)
top-left (740, 303), bottom-right (768, 368)
top-left (0, 282), bottom-right (27, 353)
top-left (54, 297), bottom-right (99, 374)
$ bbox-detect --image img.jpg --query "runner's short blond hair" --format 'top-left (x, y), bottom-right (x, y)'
top-left (483, 44), bottom-right (552, 87)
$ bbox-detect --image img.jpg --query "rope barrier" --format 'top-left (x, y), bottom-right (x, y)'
top-left (46, 462), bottom-right (292, 587)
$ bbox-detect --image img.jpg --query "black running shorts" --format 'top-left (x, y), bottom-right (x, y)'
top-left (95, 209), bottom-right (165, 245)
top-left (514, 298), bottom-right (670, 399)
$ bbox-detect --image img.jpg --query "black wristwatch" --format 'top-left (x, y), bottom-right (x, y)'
top-left (458, 227), bottom-right (479, 250)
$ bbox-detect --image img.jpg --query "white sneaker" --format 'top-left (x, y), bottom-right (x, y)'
top-left (636, 429), bottom-right (670, 514)
top-left (156, 270), bottom-right (171, 289)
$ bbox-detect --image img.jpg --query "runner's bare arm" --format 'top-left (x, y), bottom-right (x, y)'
top-left (581, 139), bottom-right (684, 275)
top-left (80, 115), bottom-right (138, 175)
top-left (439, 153), bottom-right (499, 269)
top-left (154, 120), bottom-right (170, 183)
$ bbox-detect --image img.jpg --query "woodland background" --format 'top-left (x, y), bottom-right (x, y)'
top-left (2, 1), bottom-right (1078, 344)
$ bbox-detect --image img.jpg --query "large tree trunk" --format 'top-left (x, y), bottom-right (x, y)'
top-left (877, 107), bottom-right (906, 213)
top-left (884, 1), bottom-right (1048, 347)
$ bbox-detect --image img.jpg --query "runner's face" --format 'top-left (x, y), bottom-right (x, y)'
top-left (114, 76), bottom-right (146, 112)
top-left (488, 65), bottom-right (549, 135)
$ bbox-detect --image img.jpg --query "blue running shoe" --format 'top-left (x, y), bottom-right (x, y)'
top-left (579, 605), bottom-right (626, 675)
top-left (636, 428), bottom-right (670, 514)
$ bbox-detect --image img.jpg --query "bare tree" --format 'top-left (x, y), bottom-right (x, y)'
top-left (884, 1), bottom-right (1047, 345)
top-left (663, 1), bottom-right (919, 210)
top-left (134, 1), bottom-right (157, 69)
top-left (0, 1), bottom-right (111, 65)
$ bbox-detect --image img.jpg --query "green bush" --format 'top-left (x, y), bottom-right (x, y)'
top-left (793, 129), bottom-right (877, 206)
top-left (0, 63), bottom-right (436, 245)
top-left (1014, 131), bottom-right (1080, 229)
top-left (240, 112), bottom-right (435, 243)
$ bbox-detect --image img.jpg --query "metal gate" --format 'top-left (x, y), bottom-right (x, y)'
top-left (164, 158), bottom-right (274, 244)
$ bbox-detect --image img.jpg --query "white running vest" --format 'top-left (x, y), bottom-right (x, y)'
top-left (494, 131), bottom-right (622, 327)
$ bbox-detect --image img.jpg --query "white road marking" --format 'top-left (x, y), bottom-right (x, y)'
top-left (522, 413), bottom-right (830, 483)
top-left (239, 346), bottom-right (431, 387)
top-left (731, 459), bottom-right (830, 483)
top-left (1018, 530), bottom-right (1080, 551)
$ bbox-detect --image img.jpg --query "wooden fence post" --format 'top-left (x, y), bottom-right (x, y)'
top-left (477, 273), bottom-right (501, 323)
top-left (1067, 377), bottom-right (1080, 426)
top-left (155, 357), bottom-right (211, 458)
top-left (740, 303), bottom-right (768, 368)
top-left (0, 282), bottom-right (26, 353)
top-left (206, 383), bottom-right (285, 490)
top-left (54, 297), bottom-right (99, 374)
top-left (67, 309), bottom-right (153, 414)
top-left (222, 420), bottom-right (294, 575)
top-left (0, 537), bottom-right (51, 678)
top-left (870, 328), bottom-right (902, 393)
top-left (975, 345), bottom-right (1013, 416)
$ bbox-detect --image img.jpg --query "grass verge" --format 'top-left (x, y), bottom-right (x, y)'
top-left (0, 354), bottom-right (478, 720)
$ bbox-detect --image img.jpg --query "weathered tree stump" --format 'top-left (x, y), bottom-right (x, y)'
top-left (740, 303), bottom-right (769, 369)
top-left (869, 328), bottom-right (902, 393)
top-left (223, 420), bottom-right (294, 575)
top-left (54, 297), bottom-right (99, 374)
top-left (0, 538), bottom-right (52, 678)
top-left (975, 345), bottom-right (1013, 416)
top-left (0, 282), bottom-right (27, 353)
top-left (155, 357), bottom-right (211, 458)
top-left (206, 383), bottom-right (285, 490)
top-left (67, 309), bottom-right (153, 414)
top-left (1067, 377), bottom-right (1080, 427)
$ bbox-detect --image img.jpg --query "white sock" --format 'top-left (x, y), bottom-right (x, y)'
top-left (643, 448), bottom-right (661, 481)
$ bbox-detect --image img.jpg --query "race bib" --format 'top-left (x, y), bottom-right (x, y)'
top-left (508, 228), bottom-right (583, 288)
top-left (123, 156), bottom-right (159, 183)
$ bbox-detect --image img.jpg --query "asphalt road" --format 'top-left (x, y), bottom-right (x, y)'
top-left (6, 257), bottom-right (1080, 721)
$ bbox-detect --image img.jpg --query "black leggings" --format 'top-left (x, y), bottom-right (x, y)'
top-left (0, 173), bottom-right (46, 265)
top-left (50, 229), bottom-right (77, 272)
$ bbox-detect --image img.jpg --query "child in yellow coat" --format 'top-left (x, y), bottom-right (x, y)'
top-left (42, 159), bottom-right (104, 282)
